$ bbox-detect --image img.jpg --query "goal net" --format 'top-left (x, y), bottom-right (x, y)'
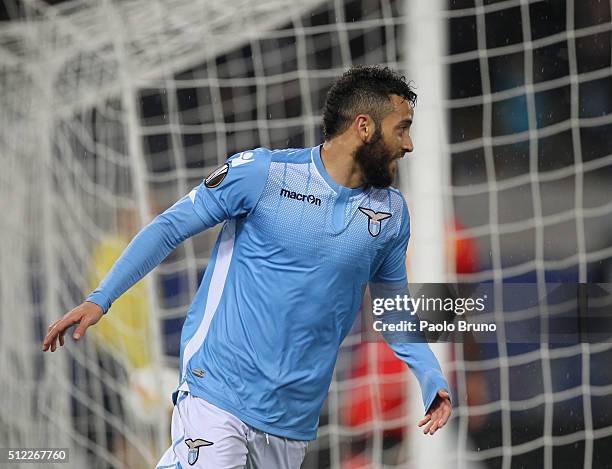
top-left (440, 1), bottom-right (612, 468)
top-left (1, 0), bottom-right (612, 468)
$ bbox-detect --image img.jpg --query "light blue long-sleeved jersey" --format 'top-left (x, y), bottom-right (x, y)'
top-left (87, 145), bottom-right (448, 441)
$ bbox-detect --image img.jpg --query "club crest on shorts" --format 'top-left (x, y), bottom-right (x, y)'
top-left (358, 207), bottom-right (392, 237)
top-left (185, 438), bottom-right (214, 465)
top-left (204, 163), bottom-right (229, 188)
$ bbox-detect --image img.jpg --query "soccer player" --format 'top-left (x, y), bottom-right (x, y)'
top-left (43, 66), bottom-right (452, 468)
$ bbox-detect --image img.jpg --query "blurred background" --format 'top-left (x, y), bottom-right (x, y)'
top-left (1, 0), bottom-right (611, 468)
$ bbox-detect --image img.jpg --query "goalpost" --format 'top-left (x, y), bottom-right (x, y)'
top-left (402, 0), bottom-right (456, 467)
top-left (2, 0), bottom-right (612, 468)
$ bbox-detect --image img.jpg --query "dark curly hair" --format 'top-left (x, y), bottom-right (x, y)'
top-left (322, 66), bottom-right (417, 139)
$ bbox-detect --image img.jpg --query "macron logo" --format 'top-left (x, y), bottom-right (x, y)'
top-left (280, 188), bottom-right (322, 206)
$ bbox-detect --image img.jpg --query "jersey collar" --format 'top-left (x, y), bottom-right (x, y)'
top-left (311, 144), bottom-right (365, 197)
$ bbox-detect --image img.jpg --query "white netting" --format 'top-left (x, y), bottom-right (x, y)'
top-left (443, 1), bottom-right (612, 468)
top-left (1, 0), bottom-right (612, 468)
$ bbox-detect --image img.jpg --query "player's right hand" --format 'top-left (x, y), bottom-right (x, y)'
top-left (42, 301), bottom-right (104, 352)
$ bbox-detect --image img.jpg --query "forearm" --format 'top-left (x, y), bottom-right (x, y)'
top-left (87, 196), bottom-right (209, 312)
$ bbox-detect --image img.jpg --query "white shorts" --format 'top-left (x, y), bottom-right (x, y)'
top-left (155, 392), bottom-right (308, 469)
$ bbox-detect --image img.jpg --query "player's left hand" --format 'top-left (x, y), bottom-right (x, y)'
top-left (417, 389), bottom-right (451, 435)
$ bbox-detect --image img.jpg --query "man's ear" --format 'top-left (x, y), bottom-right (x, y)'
top-left (355, 114), bottom-right (376, 143)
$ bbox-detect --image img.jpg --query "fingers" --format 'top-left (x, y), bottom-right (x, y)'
top-left (72, 317), bottom-right (92, 341)
top-left (43, 303), bottom-right (104, 352)
top-left (424, 419), bottom-right (439, 435)
top-left (419, 409), bottom-right (442, 434)
top-left (43, 323), bottom-right (62, 352)
top-left (43, 322), bottom-right (60, 352)
top-left (429, 404), bottom-right (452, 435)
top-left (418, 392), bottom-right (453, 435)
top-left (422, 410), bottom-right (437, 434)
top-left (422, 412), bottom-right (443, 435)
top-left (42, 321), bottom-right (58, 352)
top-left (42, 311), bottom-right (81, 352)
top-left (417, 414), bottom-right (431, 427)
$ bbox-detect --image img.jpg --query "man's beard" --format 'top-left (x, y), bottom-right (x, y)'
top-left (354, 129), bottom-right (400, 189)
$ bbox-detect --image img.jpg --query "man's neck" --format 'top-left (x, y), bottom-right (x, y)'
top-left (320, 138), bottom-right (364, 189)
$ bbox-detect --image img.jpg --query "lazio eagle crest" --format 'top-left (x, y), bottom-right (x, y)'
top-left (185, 438), bottom-right (214, 465)
top-left (358, 207), bottom-right (392, 237)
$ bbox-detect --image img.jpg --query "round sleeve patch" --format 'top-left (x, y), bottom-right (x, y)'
top-left (204, 163), bottom-right (229, 188)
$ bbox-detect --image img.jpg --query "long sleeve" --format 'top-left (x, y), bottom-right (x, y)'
top-left (370, 281), bottom-right (450, 413)
top-left (390, 342), bottom-right (448, 413)
top-left (86, 195), bottom-right (209, 313)
top-left (369, 198), bottom-right (450, 413)
top-left (86, 148), bottom-right (272, 314)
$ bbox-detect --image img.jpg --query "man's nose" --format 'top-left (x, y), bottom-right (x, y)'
top-left (403, 136), bottom-right (414, 153)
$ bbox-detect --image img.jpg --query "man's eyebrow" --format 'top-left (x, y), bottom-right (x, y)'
top-left (397, 118), bottom-right (413, 126)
